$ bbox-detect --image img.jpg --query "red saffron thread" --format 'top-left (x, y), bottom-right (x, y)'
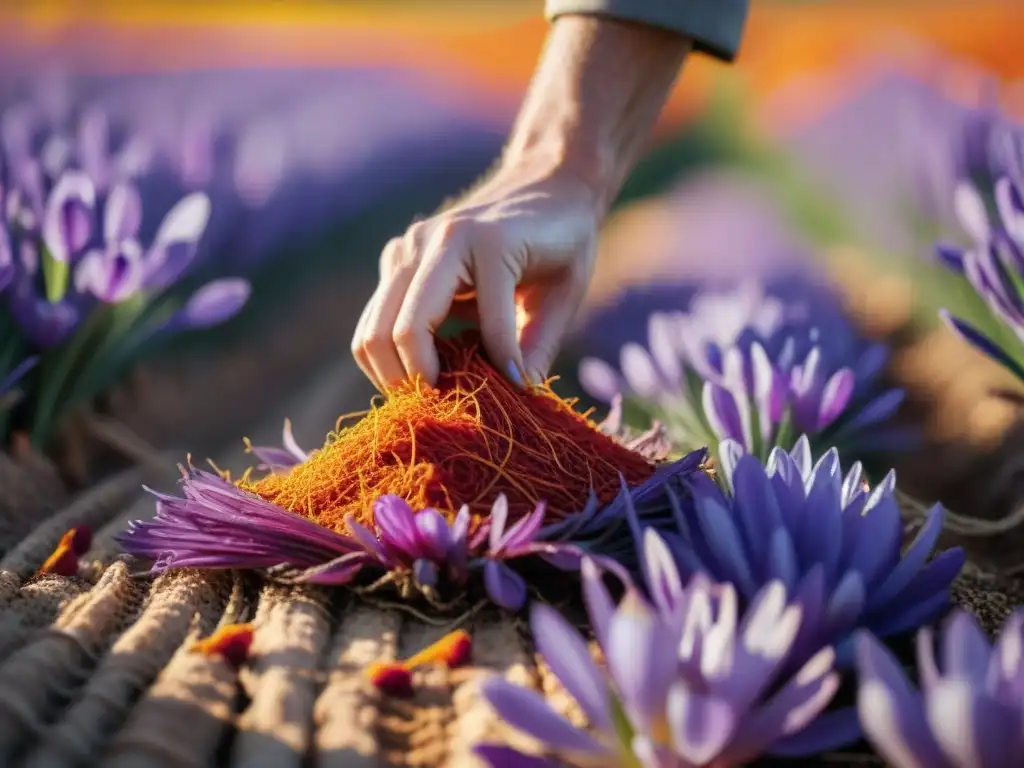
top-left (367, 629), bottom-right (474, 698)
top-left (38, 526), bottom-right (93, 577)
top-left (243, 333), bottom-right (655, 531)
top-left (192, 623), bottom-right (255, 668)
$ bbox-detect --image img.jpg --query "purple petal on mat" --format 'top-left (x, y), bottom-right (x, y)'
top-left (483, 560), bottom-right (527, 611)
top-left (478, 678), bottom-right (607, 755)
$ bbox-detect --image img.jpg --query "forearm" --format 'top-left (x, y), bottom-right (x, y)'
top-left (503, 15), bottom-right (691, 212)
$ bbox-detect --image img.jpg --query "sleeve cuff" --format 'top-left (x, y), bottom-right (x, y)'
top-left (544, 0), bottom-right (749, 62)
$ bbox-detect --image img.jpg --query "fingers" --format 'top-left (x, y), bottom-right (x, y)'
top-left (391, 223), bottom-right (468, 385)
top-left (351, 237), bottom-right (416, 391)
top-left (354, 216), bottom-right (540, 391)
top-left (470, 230), bottom-right (524, 384)
top-left (519, 269), bottom-right (589, 384)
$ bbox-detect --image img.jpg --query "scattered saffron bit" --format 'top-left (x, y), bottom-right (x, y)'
top-left (243, 333), bottom-right (656, 532)
top-left (404, 629), bottom-right (473, 669)
top-left (38, 526), bottom-right (93, 577)
top-left (367, 629), bottom-right (474, 697)
top-left (367, 662), bottom-right (414, 698)
top-left (192, 623), bottom-right (255, 668)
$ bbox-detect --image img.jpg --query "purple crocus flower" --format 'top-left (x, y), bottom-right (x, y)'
top-left (939, 175), bottom-right (1024, 382)
top-left (856, 609), bottom-right (1024, 768)
top-left (580, 278), bottom-right (908, 462)
top-left (635, 435), bottom-right (964, 666)
top-left (247, 418), bottom-right (310, 472)
top-left (475, 542), bottom-right (851, 767)
top-left (120, 423), bottom-right (706, 610)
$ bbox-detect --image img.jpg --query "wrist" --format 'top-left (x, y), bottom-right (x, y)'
top-left (504, 16), bottom-right (691, 212)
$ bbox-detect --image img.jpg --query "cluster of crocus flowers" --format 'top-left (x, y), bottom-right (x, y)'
top-left (0, 94), bottom-right (252, 446)
top-left (939, 171), bottom-right (1024, 383)
top-left (632, 435), bottom-right (964, 665)
top-left (118, 337), bottom-right (707, 611)
top-left (474, 534), bottom-right (851, 767)
top-left (579, 277), bottom-right (907, 463)
top-left (856, 609), bottom-right (1024, 768)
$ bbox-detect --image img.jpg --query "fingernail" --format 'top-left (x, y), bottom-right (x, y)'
top-left (506, 361), bottom-right (524, 388)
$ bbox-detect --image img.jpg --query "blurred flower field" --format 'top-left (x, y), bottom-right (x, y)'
top-left (0, 3), bottom-right (1023, 768)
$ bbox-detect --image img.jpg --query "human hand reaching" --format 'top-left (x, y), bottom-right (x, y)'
top-left (351, 163), bottom-right (599, 391)
top-left (351, 15), bottom-right (691, 391)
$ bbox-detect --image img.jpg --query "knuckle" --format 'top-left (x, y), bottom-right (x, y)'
top-left (391, 320), bottom-right (420, 347)
top-left (361, 332), bottom-right (390, 354)
top-left (433, 216), bottom-right (467, 247)
top-left (379, 237), bottom-right (404, 274)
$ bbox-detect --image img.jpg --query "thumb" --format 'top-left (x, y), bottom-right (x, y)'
top-left (519, 276), bottom-right (587, 385)
top-left (473, 253), bottom-right (525, 386)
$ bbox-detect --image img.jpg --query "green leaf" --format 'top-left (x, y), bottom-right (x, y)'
top-left (41, 247), bottom-right (70, 304)
top-left (608, 693), bottom-right (643, 768)
top-left (773, 409), bottom-right (797, 456)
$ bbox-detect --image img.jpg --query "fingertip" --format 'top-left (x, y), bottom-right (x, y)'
top-left (505, 360), bottom-right (525, 388)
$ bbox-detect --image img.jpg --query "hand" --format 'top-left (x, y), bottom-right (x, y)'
top-left (351, 15), bottom-right (689, 392)
top-left (351, 162), bottom-right (600, 390)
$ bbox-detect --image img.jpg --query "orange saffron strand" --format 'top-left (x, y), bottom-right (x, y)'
top-left (242, 333), bottom-right (655, 532)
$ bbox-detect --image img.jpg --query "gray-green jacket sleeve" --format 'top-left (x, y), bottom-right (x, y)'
top-left (544, 0), bottom-right (749, 61)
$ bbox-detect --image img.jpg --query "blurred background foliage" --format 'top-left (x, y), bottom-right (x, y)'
top-left (0, 0), bottom-right (1022, 503)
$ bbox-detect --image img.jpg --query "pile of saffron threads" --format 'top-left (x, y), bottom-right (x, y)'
top-left (241, 333), bottom-right (656, 531)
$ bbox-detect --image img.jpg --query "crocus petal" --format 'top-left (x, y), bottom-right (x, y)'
top-left (530, 603), bottom-right (612, 732)
top-left (499, 501), bottom-right (546, 553)
top-left (580, 558), bottom-right (614, 649)
top-left (926, 678), bottom-right (1017, 768)
top-left (43, 171), bottom-right (95, 262)
top-left (8, 284), bottom-right (80, 347)
top-left (666, 684), bottom-right (737, 765)
top-left (855, 632), bottom-right (948, 768)
top-left (995, 177), bottom-right (1024, 241)
top-left (483, 560), bottom-right (527, 611)
top-left (817, 368), bottom-right (855, 429)
top-left (168, 279), bottom-right (251, 331)
top-left (642, 528), bottom-right (685, 618)
top-left (372, 496), bottom-right (420, 560)
top-left (939, 309), bottom-right (1024, 382)
top-left (488, 494), bottom-right (510, 553)
top-left (104, 182), bottom-right (143, 242)
top-left (478, 678), bottom-right (607, 756)
top-left (620, 343), bottom-right (662, 398)
top-left (78, 240), bottom-right (144, 304)
top-left (473, 746), bottom-right (560, 768)
top-left (77, 106), bottom-right (111, 188)
top-left (413, 558), bottom-right (438, 589)
top-left (413, 508), bottom-right (453, 563)
top-left (940, 611), bottom-right (991, 685)
top-left (142, 192), bottom-right (211, 290)
top-left (935, 244), bottom-right (966, 275)
top-left (0, 227), bottom-right (15, 293)
top-left (606, 593), bottom-right (679, 733)
top-left (344, 515), bottom-right (390, 563)
top-left (296, 552), bottom-right (371, 585)
top-left (579, 357), bottom-right (621, 403)
top-left (703, 382), bottom-right (749, 449)
top-left (281, 419), bottom-right (309, 462)
top-left (954, 182), bottom-right (991, 244)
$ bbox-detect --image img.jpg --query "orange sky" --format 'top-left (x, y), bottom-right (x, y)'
top-left (3, 2), bottom-right (1023, 130)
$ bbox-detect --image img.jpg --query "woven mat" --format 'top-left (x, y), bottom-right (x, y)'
top-left (0, 475), bottom-right (1021, 768)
